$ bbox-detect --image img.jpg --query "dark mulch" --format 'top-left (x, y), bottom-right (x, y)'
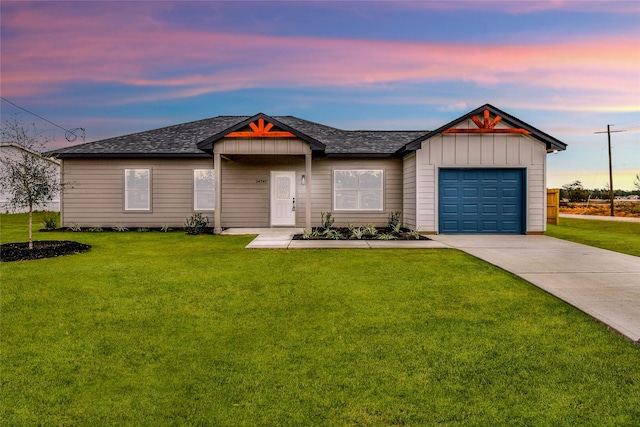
top-left (1, 240), bottom-right (91, 262)
top-left (292, 227), bottom-right (430, 241)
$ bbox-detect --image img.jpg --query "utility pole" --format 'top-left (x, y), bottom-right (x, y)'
top-left (595, 125), bottom-right (626, 216)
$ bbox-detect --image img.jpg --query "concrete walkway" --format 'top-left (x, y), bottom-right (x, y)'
top-left (429, 234), bottom-right (640, 344)
top-left (223, 228), bottom-right (449, 249)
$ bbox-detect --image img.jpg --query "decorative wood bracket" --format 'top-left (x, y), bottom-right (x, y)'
top-left (226, 118), bottom-right (296, 138)
top-left (443, 109), bottom-right (531, 135)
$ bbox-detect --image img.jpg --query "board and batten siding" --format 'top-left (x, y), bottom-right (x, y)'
top-left (415, 118), bottom-right (547, 233)
top-left (216, 137), bottom-right (311, 156)
top-left (60, 158), bottom-right (214, 227)
top-left (310, 157), bottom-right (403, 227)
top-left (402, 153), bottom-right (417, 230)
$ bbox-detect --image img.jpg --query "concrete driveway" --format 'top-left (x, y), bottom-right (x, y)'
top-left (429, 235), bottom-right (640, 345)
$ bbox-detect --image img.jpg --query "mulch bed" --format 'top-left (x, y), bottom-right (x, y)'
top-left (1, 240), bottom-right (91, 262)
top-left (292, 227), bottom-right (430, 241)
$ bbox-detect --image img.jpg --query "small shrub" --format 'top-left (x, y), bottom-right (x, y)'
top-left (363, 225), bottom-right (378, 237)
top-left (387, 211), bottom-right (402, 234)
top-left (68, 223), bottom-right (81, 232)
top-left (388, 211), bottom-right (401, 230)
top-left (391, 222), bottom-right (402, 235)
top-left (112, 226), bottom-right (129, 232)
top-left (88, 227), bottom-right (103, 232)
top-left (161, 224), bottom-right (172, 233)
top-left (137, 227), bottom-right (150, 232)
top-left (41, 213), bottom-right (57, 230)
top-left (185, 213), bottom-right (208, 235)
top-left (409, 229), bottom-right (421, 240)
top-left (378, 233), bottom-right (397, 240)
top-left (348, 225), bottom-right (365, 240)
top-left (302, 229), bottom-right (320, 239)
top-left (324, 229), bottom-right (343, 240)
top-left (321, 212), bottom-right (334, 230)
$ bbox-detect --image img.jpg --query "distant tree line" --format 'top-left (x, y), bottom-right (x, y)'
top-left (560, 178), bottom-right (640, 202)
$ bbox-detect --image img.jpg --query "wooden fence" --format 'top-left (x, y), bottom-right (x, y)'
top-left (547, 188), bottom-right (560, 225)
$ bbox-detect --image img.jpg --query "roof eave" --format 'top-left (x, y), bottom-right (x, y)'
top-left (323, 152), bottom-right (397, 158)
top-left (51, 152), bottom-right (212, 159)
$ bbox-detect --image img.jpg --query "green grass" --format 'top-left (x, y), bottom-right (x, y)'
top-left (2, 213), bottom-right (640, 425)
top-left (546, 217), bottom-right (640, 257)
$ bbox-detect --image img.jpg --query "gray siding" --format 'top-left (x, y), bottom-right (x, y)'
top-left (415, 118), bottom-right (547, 233)
top-left (218, 156), bottom-right (401, 228)
top-left (61, 158), bottom-right (213, 227)
top-left (310, 157), bottom-right (402, 227)
top-left (219, 155), bottom-right (307, 228)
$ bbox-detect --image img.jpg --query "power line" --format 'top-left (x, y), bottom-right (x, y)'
top-left (0, 96), bottom-right (85, 142)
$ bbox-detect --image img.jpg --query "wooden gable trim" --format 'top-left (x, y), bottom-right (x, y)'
top-left (226, 118), bottom-right (296, 138)
top-left (443, 109), bottom-right (532, 135)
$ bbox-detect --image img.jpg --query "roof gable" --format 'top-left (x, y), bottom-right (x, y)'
top-left (197, 113), bottom-right (326, 152)
top-left (1, 142), bottom-right (60, 165)
top-left (400, 104), bottom-right (567, 154)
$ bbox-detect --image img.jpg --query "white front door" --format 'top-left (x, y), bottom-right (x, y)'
top-left (270, 171), bottom-right (296, 226)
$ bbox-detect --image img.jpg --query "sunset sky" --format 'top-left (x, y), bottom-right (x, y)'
top-left (1, 1), bottom-right (639, 190)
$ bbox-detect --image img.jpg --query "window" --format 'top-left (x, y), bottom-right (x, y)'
top-left (334, 170), bottom-right (383, 211)
top-left (125, 169), bottom-right (150, 210)
top-left (194, 169), bottom-right (215, 210)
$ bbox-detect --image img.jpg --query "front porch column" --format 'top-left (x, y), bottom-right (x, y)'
top-left (305, 153), bottom-right (312, 230)
top-left (214, 152), bottom-right (222, 234)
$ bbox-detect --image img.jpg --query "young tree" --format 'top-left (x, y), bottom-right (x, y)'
top-left (561, 180), bottom-right (589, 202)
top-left (1, 117), bottom-right (60, 249)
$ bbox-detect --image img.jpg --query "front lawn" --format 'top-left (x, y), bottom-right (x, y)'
top-left (546, 217), bottom-right (640, 257)
top-left (2, 213), bottom-right (639, 425)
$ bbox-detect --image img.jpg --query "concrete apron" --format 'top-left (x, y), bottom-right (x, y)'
top-left (429, 234), bottom-right (640, 345)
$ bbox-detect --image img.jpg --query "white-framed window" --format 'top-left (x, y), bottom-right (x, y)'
top-left (194, 169), bottom-right (215, 211)
top-left (124, 169), bottom-right (150, 211)
top-left (333, 169), bottom-right (384, 211)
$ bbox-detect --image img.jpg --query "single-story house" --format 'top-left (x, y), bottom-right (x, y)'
top-left (49, 104), bottom-right (566, 234)
top-left (1, 142), bottom-right (61, 213)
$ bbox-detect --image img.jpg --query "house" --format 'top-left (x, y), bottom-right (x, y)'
top-left (1, 142), bottom-right (61, 213)
top-left (48, 104), bottom-right (567, 234)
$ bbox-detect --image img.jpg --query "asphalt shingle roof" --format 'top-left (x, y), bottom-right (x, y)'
top-left (48, 115), bottom-right (428, 158)
top-left (275, 116), bottom-right (426, 155)
top-left (48, 105), bottom-right (566, 158)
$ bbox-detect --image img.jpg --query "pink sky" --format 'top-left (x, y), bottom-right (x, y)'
top-left (1, 1), bottom-right (639, 189)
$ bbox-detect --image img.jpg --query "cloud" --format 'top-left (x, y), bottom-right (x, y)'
top-left (1, 2), bottom-right (639, 113)
top-left (437, 102), bottom-right (469, 112)
top-left (392, 0), bottom-right (640, 14)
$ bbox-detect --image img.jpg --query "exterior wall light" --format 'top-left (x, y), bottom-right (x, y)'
top-left (301, 174), bottom-right (306, 185)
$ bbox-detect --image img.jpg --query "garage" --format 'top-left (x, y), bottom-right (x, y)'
top-left (439, 168), bottom-right (524, 234)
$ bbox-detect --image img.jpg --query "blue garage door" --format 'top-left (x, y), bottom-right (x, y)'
top-left (439, 169), bottom-right (524, 234)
